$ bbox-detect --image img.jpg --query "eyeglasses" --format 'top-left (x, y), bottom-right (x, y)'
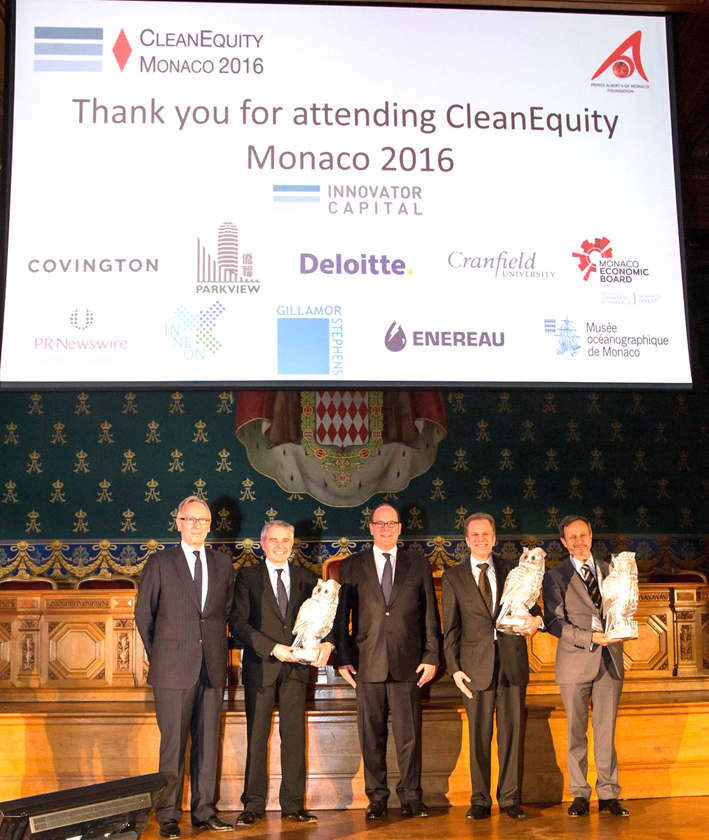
top-left (371, 520), bottom-right (400, 528)
top-left (178, 516), bottom-right (211, 526)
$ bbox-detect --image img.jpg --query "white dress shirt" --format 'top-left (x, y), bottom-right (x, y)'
top-left (181, 540), bottom-right (208, 611)
top-left (373, 545), bottom-right (398, 584)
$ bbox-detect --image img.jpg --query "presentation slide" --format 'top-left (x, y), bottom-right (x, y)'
top-left (0, 0), bottom-right (691, 386)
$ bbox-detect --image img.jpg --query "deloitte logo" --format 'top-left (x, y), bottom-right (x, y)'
top-left (300, 253), bottom-right (410, 276)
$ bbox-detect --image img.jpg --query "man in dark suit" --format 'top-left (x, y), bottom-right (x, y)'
top-left (442, 512), bottom-right (543, 821)
top-left (229, 520), bottom-right (333, 825)
top-left (136, 496), bottom-right (235, 838)
top-left (335, 503), bottom-right (440, 819)
top-left (542, 514), bottom-right (628, 818)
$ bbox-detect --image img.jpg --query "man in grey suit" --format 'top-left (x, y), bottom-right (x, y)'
top-left (136, 496), bottom-right (235, 838)
top-left (542, 514), bottom-right (629, 817)
top-left (335, 503), bottom-right (440, 819)
top-left (442, 513), bottom-right (543, 821)
top-left (229, 520), bottom-right (333, 825)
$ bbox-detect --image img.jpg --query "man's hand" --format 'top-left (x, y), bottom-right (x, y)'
top-left (592, 631), bottom-right (623, 646)
top-left (312, 642), bottom-right (334, 668)
top-left (452, 670), bottom-right (473, 699)
top-left (518, 614), bottom-right (543, 636)
top-left (416, 663), bottom-right (437, 688)
top-left (272, 643), bottom-right (300, 662)
top-left (338, 664), bottom-right (357, 688)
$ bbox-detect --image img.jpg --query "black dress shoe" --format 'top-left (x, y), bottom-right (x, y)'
top-left (503, 805), bottom-right (527, 819)
top-left (191, 815), bottom-right (232, 831)
top-left (282, 810), bottom-right (317, 823)
top-left (568, 797), bottom-right (590, 817)
top-left (235, 811), bottom-right (263, 826)
top-left (401, 801), bottom-right (428, 818)
top-left (365, 802), bottom-right (387, 819)
top-left (465, 805), bottom-right (491, 820)
top-left (159, 821), bottom-right (180, 839)
top-left (599, 799), bottom-right (630, 817)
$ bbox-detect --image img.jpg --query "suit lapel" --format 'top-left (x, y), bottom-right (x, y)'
top-left (362, 550), bottom-right (385, 605)
top-left (456, 558), bottom-right (483, 610)
top-left (491, 554), bottom-right (506, 619)
top-left (172, 546), bottom-right (201, 612)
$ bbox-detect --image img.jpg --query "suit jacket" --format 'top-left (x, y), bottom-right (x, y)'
top-left (543, 557), bottom-right (624, 684)
top-left (229, 561), bottom-right (326, 687)
top-left (135, 545), bottom-right (234, 689)
top-left (442, 554), bottom-right (542, 690)
top-left (334, 548), bottom-right (441, 682)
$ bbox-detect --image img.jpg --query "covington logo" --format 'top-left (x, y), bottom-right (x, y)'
top-left (592, 31), bottom-right (648, 81)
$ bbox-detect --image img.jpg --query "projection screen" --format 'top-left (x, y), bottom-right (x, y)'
top-left (0, 0), bottom-right (692, 387)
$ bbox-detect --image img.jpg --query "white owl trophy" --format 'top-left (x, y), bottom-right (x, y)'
top-left (601, 551), bottom-right (639, 640)
top-left (495, 547), bottom-right (546, 634)
top-left (291, 578), bottom-right (341, 662)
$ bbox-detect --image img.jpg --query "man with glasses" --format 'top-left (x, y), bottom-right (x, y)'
top-left (229, 520), bottom-right (333, 825)
top-left (136, 496), bottom-right (235, 837)
top-left (335, 504), bottom-right (440, 819)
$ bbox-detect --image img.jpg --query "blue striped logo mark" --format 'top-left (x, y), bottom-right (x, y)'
top-left (273, 185), bottom-right (320, 204)
top-left (34, 26), bottom-right (103, 72)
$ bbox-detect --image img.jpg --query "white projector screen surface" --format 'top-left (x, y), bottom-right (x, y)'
top-left (0, 1), bottom-right (691, 386)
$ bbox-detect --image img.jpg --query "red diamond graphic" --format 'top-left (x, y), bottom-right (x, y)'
top-left (113, 29), bottom-right (132, 71)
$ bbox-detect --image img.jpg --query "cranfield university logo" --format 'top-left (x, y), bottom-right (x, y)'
top-left (196, 222), bottom-right (260, 295)
top-left (33, 26), bottom-right (132, 72)
top-left (572, 236), bottom-right (650, 287)
top-left (591, 31), bottom-right (649, 91)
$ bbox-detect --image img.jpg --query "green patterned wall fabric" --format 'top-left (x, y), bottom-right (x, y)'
top-left (1, 388), bottom-right (707, 579)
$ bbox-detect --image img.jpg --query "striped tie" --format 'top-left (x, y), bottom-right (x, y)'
top-left (581, 564), bottom-right (602, 612)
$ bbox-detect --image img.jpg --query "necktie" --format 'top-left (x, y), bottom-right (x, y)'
top-left (381, 553), bottom-right (393, 605)
top-left (193, 550), bottom-right (203, 609)
top-left (276, 568), bottom-right (288, 619)
top-left (581, 564), bottom-right (602, 612)
top-left (477, 562), bottom-right (493, 614)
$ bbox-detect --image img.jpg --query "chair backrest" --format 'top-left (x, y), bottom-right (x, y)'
top-left (0, 577), bottom-right (58, 590)
top-left (322, 555), bottom-right (350, 582)
top-left (647, 571), bottom-right (708, 584)
top-left (76, 576), bottom-right (137, 590)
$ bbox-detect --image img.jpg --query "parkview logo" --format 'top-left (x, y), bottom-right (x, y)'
top-left (592, 31), bottom-right (648, 82)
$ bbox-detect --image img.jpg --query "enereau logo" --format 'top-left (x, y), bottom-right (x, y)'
top-left (384, 321), bottom-right (504, 350)
top-left (591, 31), bottom-right (649, 88)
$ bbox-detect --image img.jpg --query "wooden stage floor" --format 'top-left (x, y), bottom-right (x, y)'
top-left (140, 799), bottom-right (709, 840)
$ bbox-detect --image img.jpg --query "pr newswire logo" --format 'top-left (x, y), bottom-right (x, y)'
top-left (34, 309), bottom-right (128, 352)
top-left (34, 26), bottom-right (132, 72)
top-left (591, 31), bottom-right (649, 92)
top-left (383, 321), bottom-right (504, 351)
top-left (572, 237), bottom-right (650, 285)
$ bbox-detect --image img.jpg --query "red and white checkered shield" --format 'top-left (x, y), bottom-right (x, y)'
top-left (315, 391), bottom-right (369, 446)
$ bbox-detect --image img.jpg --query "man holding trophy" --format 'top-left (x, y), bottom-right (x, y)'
top-left (229, 520), bottom-right (334, 825)
top-left (542, 514), bottom-right (630, 818)
top-left (442, 513), bottom-right (544, 821)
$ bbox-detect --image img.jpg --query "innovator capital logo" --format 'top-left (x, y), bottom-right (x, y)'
top-left (572, 237), bottom-right (613, 281)
top-left (34, 26), bottom-right (132, 72)
top-left (592, 31), bottom-right (648, 82)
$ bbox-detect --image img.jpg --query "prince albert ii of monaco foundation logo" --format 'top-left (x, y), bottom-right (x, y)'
top-left (591, 31), bottom-right (649, 84)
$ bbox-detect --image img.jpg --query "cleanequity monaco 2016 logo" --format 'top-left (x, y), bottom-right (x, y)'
top-left (590, 31), bottom-right (650, 92)
top-left (33, 25), bottom-right (132, 72)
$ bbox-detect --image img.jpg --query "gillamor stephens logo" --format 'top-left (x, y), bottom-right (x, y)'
top-left (592, 31), bottom-right (648, 82)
